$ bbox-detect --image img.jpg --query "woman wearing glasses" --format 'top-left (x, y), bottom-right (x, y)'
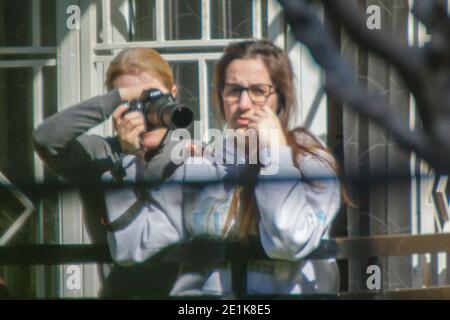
top-left (108, 40), bottom-right (342, 296)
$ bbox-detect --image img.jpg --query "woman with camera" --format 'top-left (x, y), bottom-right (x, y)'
top-left (33, 48), bottom-right (184, 297)
top-left (108, 40), bottom-right (343, 296)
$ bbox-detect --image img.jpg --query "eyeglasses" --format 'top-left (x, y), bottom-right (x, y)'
top-left (222, 83), bottom-right (275, 106)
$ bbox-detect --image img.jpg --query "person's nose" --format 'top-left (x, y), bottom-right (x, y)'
top-left (238, 89), bottom-right (253, 112)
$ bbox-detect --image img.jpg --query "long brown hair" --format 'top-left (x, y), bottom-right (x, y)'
top-left (105, 47), bottom-right (174, 91)
top-left (215, 40), bottom-right (344, 242)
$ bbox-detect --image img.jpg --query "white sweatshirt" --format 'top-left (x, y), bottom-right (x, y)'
top-left (104, 137), bottom-right (341, 295)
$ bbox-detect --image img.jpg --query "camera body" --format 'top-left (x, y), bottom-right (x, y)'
top-left (125, 88), bottom-right (193, 130)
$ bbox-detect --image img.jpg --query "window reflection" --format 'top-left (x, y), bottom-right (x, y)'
top-left (211, 0), bottom-right (252, 39)
top-left (131, 0), bottom-right (156, 41)
top-left (170, 61), bottom-right (200, 135)
top-left (166, 0), bottom-right (202, 40)
top-left (0, 0), bottom-right (32, 46)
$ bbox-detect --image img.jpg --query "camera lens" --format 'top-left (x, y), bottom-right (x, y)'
top-left (172, 107), bottom-right (193, 129)
top-left (159, 104), bottom-right (193, 129)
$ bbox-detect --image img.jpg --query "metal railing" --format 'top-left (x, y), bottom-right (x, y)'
top-left (2, 233), bottom-right (450, 299)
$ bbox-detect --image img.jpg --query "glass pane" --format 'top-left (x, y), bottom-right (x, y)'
top-left (0, 66), bottom-right (59, 298)
top-left (261, 0), bottom-right (268, 38)
top-left (170, 62), bottom-right (199, 135)
top-left (211, 0), bottom-right (252, 39)
top-left (40, 190), bottom-right (59, 297)
top-left (4, 226), bottom-right (36, 298)
top-left (42, 66), bottom-right (59, 298)
top-left (165, 0), bottom-right (201, 40)
top-left (95, 0), bottom-right (103, 43)
top-left (207, 60), bottom-right (222, 130)
top-left (0, 68), bottom-right (34, 185)
top-left (131, 0), bottom-right (156, 41)
top-left (43, 66), bottom-right (58, 183)
top-left (41, 0), bottom-right (56, 46)
top-left (0, 68), bottom-right (36, 298)
top-left (42, 65), bottom-right (59, 246)
top-left (0, 0), bottom-right (32, 46)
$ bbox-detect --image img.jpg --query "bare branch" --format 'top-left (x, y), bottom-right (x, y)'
top-left (277, 0), bottom-right (448, 171)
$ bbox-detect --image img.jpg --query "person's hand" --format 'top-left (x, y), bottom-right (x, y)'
top-left (112, 105), bottom-right (145, 154)
top-left (246, 105), bottom-right (287, 148)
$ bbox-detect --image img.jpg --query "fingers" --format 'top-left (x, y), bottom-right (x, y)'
top-left (118, 123), bottom-right (145, 153)
top-left (246, 106), bottom-right (282, 133)
top-left (119, 122), bottom-right (145, 141)
top-left (112, 104), bottom-right (129, 127)
top-left (116, 113), bottom-right (145, 133)
top-left (128, 124), bottom-right (146, 140)
top-left (114, 107), bottom-right (146, 154)
top-left (246, 111), bottom-right (265, 124)
top-left (123, 114), bottom-right (145, 128)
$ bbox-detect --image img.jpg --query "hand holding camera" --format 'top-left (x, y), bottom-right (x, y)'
top-left (113, 105), bottom-right (145, 154)
top-left (113, 87), bottom-right (193, 155)
top-left (124, 88), bottom-right (193, 130)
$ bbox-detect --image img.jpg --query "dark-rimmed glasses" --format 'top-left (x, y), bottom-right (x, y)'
top-left (222, 83), bottom-right (275, 106)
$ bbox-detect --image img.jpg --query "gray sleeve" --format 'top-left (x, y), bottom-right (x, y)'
top-left (32, 89), bottom-right (123, 180)
top-left (255, 146), bottom-right (341, 261)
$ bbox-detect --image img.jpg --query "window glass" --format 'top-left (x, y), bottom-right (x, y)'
top-left (0, 67), bottom-right (36, 298)
top-left (0, 0), bottom-right (32, 46)
top-left (170, 61), bottom-right (199, 136)
top-left (207, 60), bottom-right (222, 130)
top-left (211, 0), bottom-right (252, 39)
top-left (165, 0), bottom-right (202, 40)
top-left (130, 0), bottom-right (156, 41)
top-left (0, 68), bottom-right (34, 185)
top-left (41, 0), bottom-right (56, 46)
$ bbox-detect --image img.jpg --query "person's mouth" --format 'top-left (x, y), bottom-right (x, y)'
top-left (236, 116), bottom-right (249, 126)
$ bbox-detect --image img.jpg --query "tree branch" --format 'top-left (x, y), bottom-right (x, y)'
top-left (277, 0), bottom-right (448, 172)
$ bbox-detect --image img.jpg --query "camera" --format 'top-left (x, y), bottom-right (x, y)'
top-left (124, 88), bottom-right (193, 130)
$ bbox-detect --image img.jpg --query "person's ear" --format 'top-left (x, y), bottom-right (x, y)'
top-left (171, 85), bottom-right (177, 97)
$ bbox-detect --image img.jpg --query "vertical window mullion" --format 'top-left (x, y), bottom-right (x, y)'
top-left (199, 58), bottom-right (209, 142)
top-left (32, 0), bottom-right (41, 47)
top-left (226, 0), bottom-right (232, 38)
top-left (33, 66), bottom-right (44, 183)
top-left (33, 65), bottom-right (48, 298)
top-left (102, 0), bottom-right (113, 43)
top-left (202, 0), bottom-right (211, 40)
top-left (252, 0), bottom-right (262, 38)
top-left (267, 0), bottom-right (284, 48)
top-left (155, 0), bottom-right (165, 41)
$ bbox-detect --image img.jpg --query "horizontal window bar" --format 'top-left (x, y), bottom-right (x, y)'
top-left (2, 233), bottom-right (450, 265)
top-left (93, 39), bottom-right (251, 51)
top-left (0, 60), bottom-right (57, 68)
top-left (94, 52), bottom-right (222, 63)
top-left (335, 233), bottom-right (450, 259)
top-left (0, 47), bottom-right (56, 55)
